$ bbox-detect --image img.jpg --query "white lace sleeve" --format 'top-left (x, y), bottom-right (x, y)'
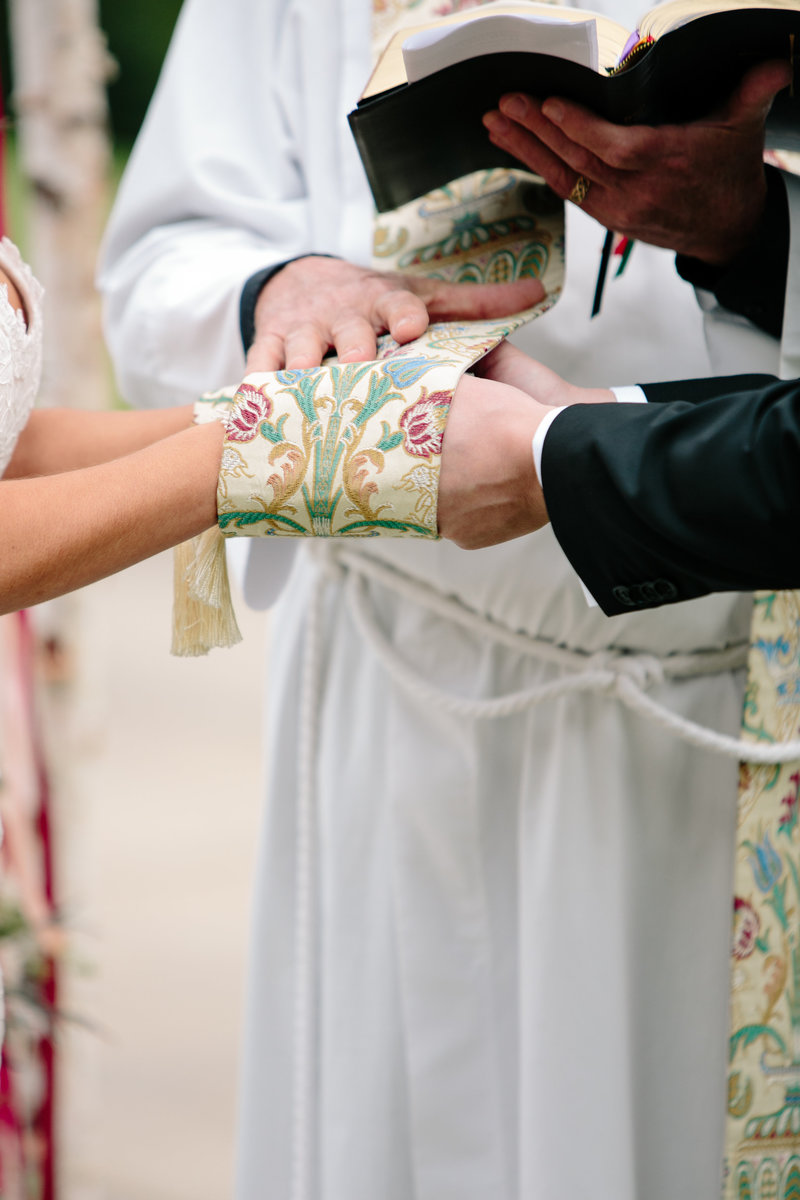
top-left (0, 238), bottom-right (44, 478)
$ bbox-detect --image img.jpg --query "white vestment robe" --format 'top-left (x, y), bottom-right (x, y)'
top-left (98, 1), bottom-right (800, 1195)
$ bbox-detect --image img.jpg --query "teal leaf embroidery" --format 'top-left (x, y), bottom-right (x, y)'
top-left (375, 422), bottom-right (403, 453)
top-left (729, 1024), bottom-right (787, 1063)
top-left (219, 511), bottom-right (307, 533)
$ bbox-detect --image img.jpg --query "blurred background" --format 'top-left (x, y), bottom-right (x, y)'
top-left (0, 1), bottom-right (184, 152)
top-left (0, 4), bottom-right (271, 1197)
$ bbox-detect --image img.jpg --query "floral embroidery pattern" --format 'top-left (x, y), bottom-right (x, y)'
top-left (374, 167), bottom-right (564, 305)
top-left (732, 898), bottom-right (760, 960)
top-left (745, 831), bottom-right (783, 894)
top-left (225, 382), bottom-right (273, 441)
top-left (398, 462), bottom-right (439, 526)
top-left (398, 211), bottom-right (552, 285)
top-left (724, 591), bottom-right (800, 1199)
top-left (212, 5), bottom-right (566, 545)
top-left (780, 772), bottom-right (800, 837)
top-left (216, 316), bottom-right (528, 540)
top-left (359, 62), bottom-right (565, 540)
top-left (399, 389), bottom-right (450, 457)
top-left (213, 154), bottom-right (565, 541)
top-left (192, 390), bottom-right (235, 425)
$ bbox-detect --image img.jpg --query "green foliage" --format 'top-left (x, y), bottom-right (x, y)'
top-left (0, 896), bottom-right (27, 940)
top-left (0, 0), bottom-right (184, 150)
top-left (100, 0), bottom-right (184, 146)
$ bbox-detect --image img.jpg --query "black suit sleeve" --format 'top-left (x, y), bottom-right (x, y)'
top-left (541, 374), bottom-right (800, 616)
top-left (675, 165), bottom-right (789, 340)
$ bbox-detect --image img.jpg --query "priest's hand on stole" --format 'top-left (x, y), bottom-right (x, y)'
top-left (438, 344), bottom-right (613, 550)
top-left (482, 58), bottom-right (791, 267)
top-left (246, 254), bottom-right (546, 371)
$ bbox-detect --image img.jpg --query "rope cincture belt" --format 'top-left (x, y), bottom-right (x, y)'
top-left (332, 544), bottom-right (799, 763)
top-left (293, 543), bottom-right (800, 1200)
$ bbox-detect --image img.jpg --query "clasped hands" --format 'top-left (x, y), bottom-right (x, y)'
top-left (246, 259), bottom-right (566, 549)
top-left (247, 257), bottom-right (582, 541)
top-left (438, 343), bottom-right (612, 549)
top-left (246, 58), bottom-right (789, 549)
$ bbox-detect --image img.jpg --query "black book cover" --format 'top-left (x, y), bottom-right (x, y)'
top-left (349, 8), bottom-right (800, 212)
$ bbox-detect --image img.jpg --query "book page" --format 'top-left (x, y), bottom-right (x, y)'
top-left (402, 12), bottom-right (599, 81)
top-left (639, 0), bottom-right (800, 41)
top-left (362, 1), bottom-right (628, 98)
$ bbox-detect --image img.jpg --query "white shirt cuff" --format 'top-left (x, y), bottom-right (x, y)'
top-left (530, 387), bottom-right (647, 487)
top-left (531, 387), bottom-right (647, 609)
top-left (610, 385), bottom-right (647, 404)
top-left (531, 405), bottom-right (566, 485)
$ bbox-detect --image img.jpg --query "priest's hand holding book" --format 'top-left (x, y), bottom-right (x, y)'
top-left (483, 57), bottom-right (791, 265)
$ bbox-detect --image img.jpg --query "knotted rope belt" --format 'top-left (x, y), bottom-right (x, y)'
top-left (175, 268), bottom-right (800, 1200)
top-left (288, 543), bottom-right (800, 1200)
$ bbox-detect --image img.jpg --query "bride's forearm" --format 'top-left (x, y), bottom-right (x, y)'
top-left (0, 421), bottom-right (224, 614)
top-left (5, 405), bottom-right (196, 479)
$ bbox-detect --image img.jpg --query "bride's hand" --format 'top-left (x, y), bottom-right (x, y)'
top-left (473, 341), bottom-right (613, 406)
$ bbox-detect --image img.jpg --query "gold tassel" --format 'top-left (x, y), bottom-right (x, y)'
top-left (171, 526), bottom-right (243, 657)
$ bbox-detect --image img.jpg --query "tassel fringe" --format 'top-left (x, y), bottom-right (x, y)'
top-left (171, 526), bottom-right (243, 657)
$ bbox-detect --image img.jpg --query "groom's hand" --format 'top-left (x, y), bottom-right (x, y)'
top-left (438, 374), bottom-right (550, 549)
top-left (246, 255), bottom-right (546, 371)
top-left (438, 346), bottom-right (614, 550)
top-left (472, 341), bottom-right (613, 406)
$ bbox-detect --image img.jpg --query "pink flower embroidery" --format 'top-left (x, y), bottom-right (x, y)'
top-left (399, 389), bottom-right (451, 458)
top-left (227, 383), bottom-right (273, 442)
top-left (732, 897), bottom-right (760, 959)
top-left (779, 770), bottom-right (800, 836)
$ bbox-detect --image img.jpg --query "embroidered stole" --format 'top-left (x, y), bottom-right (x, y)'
top-left (212, 0), bottom-right (563, 544)
top-left (175, 0), bottom-right (562, 655)
top-left (215, 184), bottom-right (562, 541)
top-left (725, 591), bottom-right (800, 1199)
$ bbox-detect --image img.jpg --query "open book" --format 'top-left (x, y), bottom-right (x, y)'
top-left (348, 0), bottom-right (800, 212)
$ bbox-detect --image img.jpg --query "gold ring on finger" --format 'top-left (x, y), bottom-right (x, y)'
top-left (567, 174), bottom-right (591, 206)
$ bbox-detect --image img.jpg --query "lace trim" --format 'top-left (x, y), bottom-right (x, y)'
top-left (0, 238), bottom-right (44, 478)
